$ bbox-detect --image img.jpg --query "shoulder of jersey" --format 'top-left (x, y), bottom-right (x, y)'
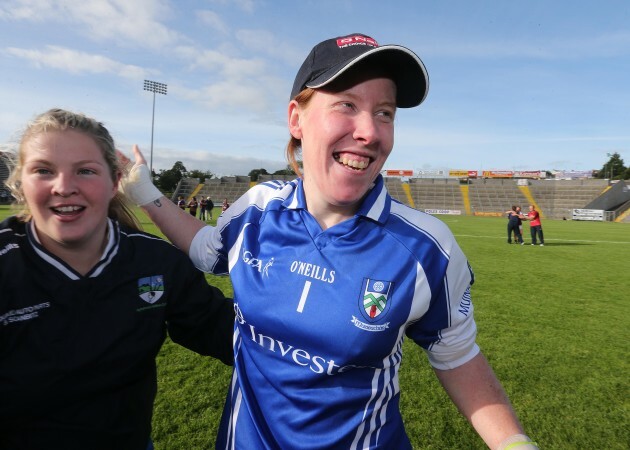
top-left (256, 178), bottom-right (296, 191)
top-left (120, 227), bottom-right (174, 249)
top-left (389, 201), bottom-right (455, 242)
top-left (246, 179), bottom-right (297, 203)
top-left (0, 216), bottom-right (23, 242)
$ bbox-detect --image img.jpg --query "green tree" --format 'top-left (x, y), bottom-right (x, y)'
top-left (598, 152), bottom-right (625, 180)
top-left (248, 168), bottom-right (269, 182)
top-left (188, 169), bottom-right (214, 183)
top-left (273, 164), bottom-right (298, 176)
top-left (155, 161), bottom-right (187, 192)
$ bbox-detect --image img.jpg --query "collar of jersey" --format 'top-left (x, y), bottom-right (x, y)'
top-left (281, 175), bottom-right (391, 225)
top-left (27, 218), bottom-right (120, 280)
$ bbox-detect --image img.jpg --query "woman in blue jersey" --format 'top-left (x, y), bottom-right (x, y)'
top-left (121, 34), bottom-right (537, 450)
top-left (0, 109), bottom-right (234, 450)
top-left (506, 205), bottom-right (525, 244)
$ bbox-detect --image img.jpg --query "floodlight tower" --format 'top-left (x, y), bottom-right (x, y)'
top-left (606, 152), bottom-right (612, 179)
top-left (143, 80), bottom-right (168, 174)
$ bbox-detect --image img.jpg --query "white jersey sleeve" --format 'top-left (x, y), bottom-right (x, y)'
top-left (422, 243), bottom-right (480, 370)
top-left (390, 202), bottom-right (479, 370)
top-left (189, 180), bottom-right (297, 275)
top-left (189, 224), bottom-right (224, 274)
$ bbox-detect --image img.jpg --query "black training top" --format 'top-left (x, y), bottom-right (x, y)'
top-left (0, 216), bottom-right (234, 450)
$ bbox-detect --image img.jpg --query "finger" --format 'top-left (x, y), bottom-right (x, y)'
top-left (115, 150), bottom-right (132, 174)
top-left (132, 144), bottom-right (148, 165)
top-left (116, 149), bottom-right (130, 165)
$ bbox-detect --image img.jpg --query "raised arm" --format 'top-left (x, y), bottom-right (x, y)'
top-left (434, 352), bottom-right (537, 450)
top-left (143, 195), bottom-right (204, 254)
top-left (119, 145), bottom-right (206, 254)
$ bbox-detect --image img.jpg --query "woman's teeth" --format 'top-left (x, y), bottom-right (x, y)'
top-left (336, 155), bottom-right (369, 170)
top-left (53, 206), bottom-right (83, 214)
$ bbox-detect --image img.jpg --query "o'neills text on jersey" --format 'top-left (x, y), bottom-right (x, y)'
top-left (290, 260), bottom-right (335, 283)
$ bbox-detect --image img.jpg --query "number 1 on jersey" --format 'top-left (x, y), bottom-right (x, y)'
top-left (296, 280), bottom-right (311, 313)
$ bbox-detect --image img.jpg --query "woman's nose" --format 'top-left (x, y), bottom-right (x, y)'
top-left (52, 173), bottom-right (78, 198)
top-left (352, 113), bottom-right (379, 144)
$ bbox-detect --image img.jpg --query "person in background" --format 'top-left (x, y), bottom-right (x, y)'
top-left (177, 194), bottom-right (186, 210)
top-left (199, 196), bottom-right (208, 221)
top-left (121, 33), bottom-right (537, 450)
top-left (207, 196), bottom-right (215, 221)
top-left (516, 205), bottom-right (525, 243)
top-left (187, 196), bottom-right (198, 217)
top-left (506, 205), bottom-right (524, 244)
top-left (221, 197), bottom-right (229, 212)
top-left (525, 204), bottom-right (544, 246)
top-left (0, 108), bottom-right (234, 450)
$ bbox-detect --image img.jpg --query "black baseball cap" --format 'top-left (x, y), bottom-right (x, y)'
top-left (290, 33), bottom-right (429, 108)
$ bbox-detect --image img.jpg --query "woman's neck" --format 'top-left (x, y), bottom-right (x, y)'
top-left (34, 221), bottom-right (110, 276)
top-left (303, 194), bottom-right (358, 231)
top-left (302, 180), bottom-right (363, 230)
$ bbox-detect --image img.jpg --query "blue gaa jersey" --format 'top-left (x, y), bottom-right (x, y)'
top-left (190, 175), bottom-right (479, 449)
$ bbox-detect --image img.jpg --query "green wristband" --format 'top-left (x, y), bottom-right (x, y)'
top-left (504, 441), bottom-right (539, 450)
top-left (498, 434), bottom-right (539, 450)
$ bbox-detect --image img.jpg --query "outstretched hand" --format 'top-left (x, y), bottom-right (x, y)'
top-left (117, 144), bottom-right (148, 172)
top-left (131, 144), bottom-right (148, 166)
top-left (117, 145), bottom-right (163, 206)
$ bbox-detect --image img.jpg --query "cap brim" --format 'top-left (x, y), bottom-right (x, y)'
top-left (305, 45), bottom-right (429, 108)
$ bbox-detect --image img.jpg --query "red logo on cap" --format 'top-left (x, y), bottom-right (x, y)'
top-left (336, 35), bottom-right (379, 48)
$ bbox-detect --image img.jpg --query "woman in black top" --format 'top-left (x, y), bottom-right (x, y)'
top-left (0, 108), bottom-right (234, 450)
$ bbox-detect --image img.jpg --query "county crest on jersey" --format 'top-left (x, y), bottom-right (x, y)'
top-left (360, 278), bottom-right (393, 322)
top-left (137, 275), bottom-right (165, 304)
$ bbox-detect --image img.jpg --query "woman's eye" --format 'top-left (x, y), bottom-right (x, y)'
top-left (337, 102), bottom-right (354, 110)
top-left (34, 168), bottom-right (52, 175)
top-left (377, 110), bottom-right (395, 122)
top-left (78, 168), bottom-right (97, 175)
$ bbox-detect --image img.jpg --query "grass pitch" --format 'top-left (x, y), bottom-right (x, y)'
top-left (1, 206), bottom-right (628, 449)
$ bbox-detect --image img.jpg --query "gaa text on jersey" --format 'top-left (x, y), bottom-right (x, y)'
top-left (242, 249), bottom-right (274, 277)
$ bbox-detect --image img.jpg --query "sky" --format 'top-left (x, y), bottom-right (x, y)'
top-left (1, 0), bottom-right (629, 177)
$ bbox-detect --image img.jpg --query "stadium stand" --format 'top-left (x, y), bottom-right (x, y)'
top-left (0, 152), bottom-right (11, 203)
top-left (173, 176), bottom-right (251, 205)
top-left (613, 199), bottom-right (630, 222)
top-left (170, 177), bottom-right (198, 202)
top-left (528, 178), bottom-right (609, 220)
top-left (464, 179), bottom-right (528, 216)
top-left (408, 178), bottom-right (466, 211)
top-left (384, 177), bottom-right (412, 206)
top-left (170, 174), bottom-right (627, 221)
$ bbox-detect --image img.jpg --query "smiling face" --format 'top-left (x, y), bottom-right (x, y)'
top-left (288, 75), bottom-right (396, 225)
top-left (20, 129), bottom-right (119, 256)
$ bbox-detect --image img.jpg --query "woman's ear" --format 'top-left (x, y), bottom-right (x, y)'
top-left (113, 170), bottom-right (122, 194)
top-left (288, 100), bottom-right (302, 139)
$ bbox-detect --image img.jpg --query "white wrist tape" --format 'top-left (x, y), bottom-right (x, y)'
top-left (497, 434), bottom-right (539, 450)
top-left (121, 164), bottom-right (163, 206)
